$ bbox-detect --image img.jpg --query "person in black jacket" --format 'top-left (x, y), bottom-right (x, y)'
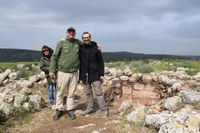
top-left (79, 32), bottom-right (108, 118)
top-left (39, 45), bottom-right (57, 109)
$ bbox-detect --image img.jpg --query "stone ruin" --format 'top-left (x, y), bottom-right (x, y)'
top-left (102, 66), bottom-right (200, 132)
top-left (1, 64), bottom-right (200, 132)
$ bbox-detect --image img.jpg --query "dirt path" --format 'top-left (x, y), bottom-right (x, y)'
top-left (6, 86), bottom-right (156, 133)
top-left (6, 86), bottom-right (126, 133)
top-left (7, 107), bottom-right (120, 133)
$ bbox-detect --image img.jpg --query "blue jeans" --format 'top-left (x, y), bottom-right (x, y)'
top-left (48, 83), bottom-right (57, 103)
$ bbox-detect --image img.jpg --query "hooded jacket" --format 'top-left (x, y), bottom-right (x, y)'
top-left (79, 41), bottom-right (104, 84)
top-left (39, 46), bottom-right (56, 84)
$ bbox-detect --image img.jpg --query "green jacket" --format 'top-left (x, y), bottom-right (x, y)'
top-left (40, 57), bottom-right (56, 84)
top-left (49, 38), bottom-right (82, 73)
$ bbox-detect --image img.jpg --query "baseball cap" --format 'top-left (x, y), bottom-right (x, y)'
top-left (67, 27), bottom-right (76, 32)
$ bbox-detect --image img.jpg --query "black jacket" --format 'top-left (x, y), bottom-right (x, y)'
top-left (79, 41), bottom-right (104, 84)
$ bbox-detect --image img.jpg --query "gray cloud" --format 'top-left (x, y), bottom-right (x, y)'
top-left (0, 0), bottom-right (200, 55)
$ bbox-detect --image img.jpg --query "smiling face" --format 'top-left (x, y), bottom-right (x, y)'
top-left (82, 32), bottom-right (91, 45)
top-left (42, 48), bottom-right (49, 55)
top-left (66, 29), bottom-right (76, 40)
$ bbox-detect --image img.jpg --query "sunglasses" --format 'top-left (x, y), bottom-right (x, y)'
top-left (43, 49), bottom-right (49, 52)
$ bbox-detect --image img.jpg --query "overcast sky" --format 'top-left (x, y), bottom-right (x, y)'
top-left (0, 0), bottom-right (200, 55)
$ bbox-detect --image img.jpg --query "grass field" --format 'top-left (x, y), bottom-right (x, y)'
top-left (1, 59), bottom-right (200, 76)
top-left (0, 62), bottom-right (38, 71)
top-left (105, 59), bottom-right (200, 75)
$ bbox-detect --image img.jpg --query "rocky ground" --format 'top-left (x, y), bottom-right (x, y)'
top-left (2, 65), bottom-right (200, 132)
top-left (5, 85), bottom-right (156, 133)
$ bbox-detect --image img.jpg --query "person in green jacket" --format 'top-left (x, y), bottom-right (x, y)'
top-left (39, 45), bottom-right (57, 109)
top-left (49, 27), bottom-right (82, 120)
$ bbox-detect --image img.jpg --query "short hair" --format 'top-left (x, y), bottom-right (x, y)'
top-left (82, 32), bottom-right (91, 39)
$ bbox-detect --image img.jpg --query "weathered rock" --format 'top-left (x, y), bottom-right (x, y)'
top-left (22, 102), bottom-right (32, 112)
top-left (172, 82), bottom-right (183, 92)
top-left (157, 75), bottom-right (170, 85)
top-left (145, 111), bottom-right (172, 128)
top-left (0, 102), bottom-right (14, 116)
top-left (16, 64), bottom-right (25, 70)
top-left (122, 86), bottom-right (132, 95)
top-left (8, 72), bottom-right (17, 81)
top-left (29, 75), bottom-right (42, 83)
top-left (142, 74), bottom-right (153, 84)
top-left (193, 73), bottom-right (200, 82)
top-left (16, 79), bottom-right (33, 88)
top-left (108, 68), bottom-right (117, 78)
top-left (173, 112), bottom-right (189, 124)
top-left (126, 104), bottom-right (146, 124)
top-left (179, 89), bottom-right (200, 109)
top-left (128, 74), bottom-right (138, 83)
top-left (20, 87), bottom-right (32, 95)
top-left (158, 122), bottom-right (187, 133)
top-left (185, 116), bottom-right (200, 132)
top-left (120, 76), bottom-right (129, 85)
top-left (164, 96), bottom-right (184, 112)
top-left (104, 67), bottom-right (109, 74)
top-left (133, 83), bottom-right (144, 91)
top-left (0, 69), bottom-right (11, 85)
top-left (118, 100), bottom-right (133, 114)
top-left (123, 67), bottom-right (132, 76)
top-left (28, 94), bottom-right (44, 110)
top-left (14, 94), bottom-right (28, 108)
top-left (117, 69), bottom-right (123, 77)
top-left (144, 84), bottom-right (155, 92)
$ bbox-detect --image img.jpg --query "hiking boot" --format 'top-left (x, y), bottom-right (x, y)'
top-left (101, 110), bottom-right (109, 118)
top-left (81, 110), bottom-right (93, 116)
top-left (53, 110), bottom-right (63, 120)
top-left (67, 110), bottom-right (76, 120)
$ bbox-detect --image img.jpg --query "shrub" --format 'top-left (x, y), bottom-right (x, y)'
top-left (0, 110), bottom-right (7, 125)
top-left (12, 108), bottom-right (30, 123)
top-left (17, 67), bottom-right (32, 79)
top-left (128, 61), bottom-right (155, 73)
top-left (128, 60), bottom-right (144, 68)
top-left (150, 60), bottom-right (172, 71)
top-left (105, 60), bottom-right (155, 74)
top-left (137, 65), bottom-right (155, 73)
top-left (16, 64), bottom-right (41, 79)
top-left (105, 59), bottom-right (200, 74)
top-left (186, 69), bottom-right (199, 76)
top-left (0, 62), bottom-right (38, 72)
top-left (105, 61), bottom-right (125, 69)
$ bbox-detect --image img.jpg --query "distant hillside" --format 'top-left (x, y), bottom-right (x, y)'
top-left (103, 51), bottom-right (172, 61)
top-left (0, 49), bottom-right (199, 62)
top-left (102, 51), bottom-right (200, 61)
top-left (0, 49), bottom-right (41, 62)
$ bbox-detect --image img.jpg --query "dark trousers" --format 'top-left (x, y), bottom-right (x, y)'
top-left (83, 81), bottom-right (108, 112)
